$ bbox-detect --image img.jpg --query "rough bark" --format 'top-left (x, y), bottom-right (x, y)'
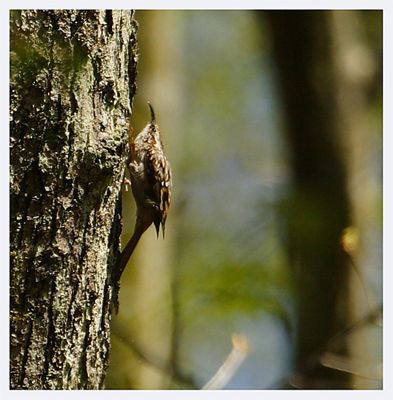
top-left (10, 10), bottom-right (138, 389)
top-left (265, 11), bottom-right (352, 388)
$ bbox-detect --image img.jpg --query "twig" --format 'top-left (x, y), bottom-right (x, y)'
top-left (202, 334), bottom-right (249, 390)
top-left (320, 352), bottom-right (382, 381)
top-left (111, 323), bottom-right (196, 388)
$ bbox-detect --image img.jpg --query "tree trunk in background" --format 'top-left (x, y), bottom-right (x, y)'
top-left (265, 11), bottom-right (352, 388)
top-left (10, 10), bottom-right (138, 389)
top-left (330, 11), bottom-right (383, 389)
top-left (106, 10), bottom-right (183, 389)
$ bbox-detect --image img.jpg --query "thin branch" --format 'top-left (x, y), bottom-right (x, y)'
top-left (202, 334), bottom-right (249, 390)
top-left (326, 305), bottom-right (382, 350)
top-left (111, 322), bottom-right (196, 388)
top-left (267, 306), bottom-right (383, 389)
top-left (341, 226), bottom-right (374, 313)
top-left (320, 352), bottom-right (382, 381)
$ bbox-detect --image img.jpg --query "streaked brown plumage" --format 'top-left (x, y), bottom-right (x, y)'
top-left (117, 102), bottom-right (172, 279)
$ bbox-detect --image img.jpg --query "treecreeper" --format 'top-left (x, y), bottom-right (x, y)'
top-left (117, 102), bottom-right (172, 281)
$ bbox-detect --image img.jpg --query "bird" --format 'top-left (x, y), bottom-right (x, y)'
top-left (117, 102), bottom-right (172, 279)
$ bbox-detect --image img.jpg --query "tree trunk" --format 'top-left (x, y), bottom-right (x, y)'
top-left (10, 10), bottom-right (138, 389)
top-left (265, 11), bottom-right (352, 388)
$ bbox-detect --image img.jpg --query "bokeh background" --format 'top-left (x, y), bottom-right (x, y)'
top-left (105, 10), bottom-right (382, 390)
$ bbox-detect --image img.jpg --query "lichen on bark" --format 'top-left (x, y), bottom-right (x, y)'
top-left (10, 10), bottom-right (138, 389)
